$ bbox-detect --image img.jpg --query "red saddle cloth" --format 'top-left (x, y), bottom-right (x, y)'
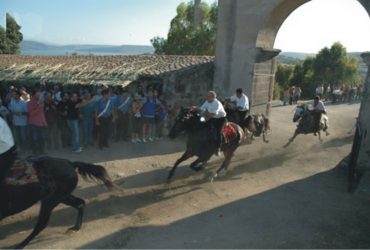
top-left (3, 160), bottom-right (39, 186)
top-left (222, 123), bottom-right (238, 144)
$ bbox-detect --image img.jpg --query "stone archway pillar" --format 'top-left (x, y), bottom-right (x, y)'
top-left (357, 53), bottom-right (370, 170)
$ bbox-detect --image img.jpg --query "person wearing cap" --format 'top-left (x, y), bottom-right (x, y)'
top-left (200, 91), bottom-right (227, 156)
top-left (115, 88), bottom-right (132, 141)
top-left (95, 89), bottom-right (114, 149)
top-left (0, 115), bottom-right (16, 182)
top-left (229, 88), bottom-right (249, 124)
top-left (131, 94), bottom-right (144, 143)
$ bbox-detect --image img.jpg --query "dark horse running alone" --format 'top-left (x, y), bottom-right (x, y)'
top-left (0, 156), bottom-right (118, 249)
top-left (167, 107), bottom-right (245, 183)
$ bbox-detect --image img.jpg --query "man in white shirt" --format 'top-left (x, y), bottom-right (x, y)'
top-left (313, 96), bottom-right (326, 135)
top-left (200, 91), bottom-right (227, 156)
top-left (230, 88), bottom-right (249, 123)
top-left (0, 116), bottom-right (16, 182)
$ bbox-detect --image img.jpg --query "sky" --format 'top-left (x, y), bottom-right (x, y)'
top-left (0, 0), bottom-right (370, 53)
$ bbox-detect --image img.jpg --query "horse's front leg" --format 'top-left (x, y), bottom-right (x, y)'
top-left (167, 151), bottom-right (192, 183)
top-left (283, 130), bottom-right (298, 148)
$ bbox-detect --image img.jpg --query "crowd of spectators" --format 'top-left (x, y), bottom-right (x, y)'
top-left (0, 83), bottom-right (169, 154)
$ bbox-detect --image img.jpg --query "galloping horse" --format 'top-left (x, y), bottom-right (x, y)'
top-left (0, 156), bottom-right (118, 249)
top-left (242, 114), bottom-right (270, 143)
top-left (167, 108), bottom-right (245, 182)
top-left (284, 104), bottom-right (329, 148)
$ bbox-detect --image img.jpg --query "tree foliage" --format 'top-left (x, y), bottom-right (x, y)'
top-left (275, 42), bottom-right (362, 99)
top-left (151, 1), bottom-right (218, 55)
top-left (0, 13), bottom-right (23, 54)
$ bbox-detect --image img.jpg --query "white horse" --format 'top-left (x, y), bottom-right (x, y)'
top-left (284, 104), bottom-right (329, 148)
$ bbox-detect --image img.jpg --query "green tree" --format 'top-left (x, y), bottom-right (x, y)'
top-left (313, 42), bottom-right (361, 90)
top-left (0, 26), bottom-right (8, 54)
top-left (5, 13), bottom-right (23, 54)
top-left (151, 1), bottom-right (218, 55)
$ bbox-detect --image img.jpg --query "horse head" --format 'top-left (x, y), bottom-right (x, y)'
top-left (169, 107), bottom-right (199, 139)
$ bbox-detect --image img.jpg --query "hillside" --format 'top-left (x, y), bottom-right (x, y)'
top-left (20, 40), bottom-right (154, 56)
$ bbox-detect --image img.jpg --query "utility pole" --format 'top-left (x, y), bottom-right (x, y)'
top-left (194, 0), bottom-right (202, 28)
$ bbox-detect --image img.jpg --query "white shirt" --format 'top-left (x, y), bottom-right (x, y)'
top-left (314, 101), bottom-right (326, 113)
top-left (230, 94), bottom-right (249, 111)
top-left (0, 116), bottom-right (15, 154)
top-left (200, 99), bottom-right (227, 118)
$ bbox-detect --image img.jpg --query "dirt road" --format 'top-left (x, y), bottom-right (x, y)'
top-left (1, 103), bottom-right (369, 249)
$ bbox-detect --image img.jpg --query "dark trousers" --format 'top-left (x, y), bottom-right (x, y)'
top-left (30, 125), bottom-right (46, 154)
top-left (237, 110), bottom-right (248, 124)
top-left (98, 116), bottom-right (112, 148)
top-left (313, 111), bottom-right (324, 132)
top-left (209, 117), bottom-right (227, 149)
top-left (0, 146), bottom-right (17, 182)
top-left (116, 111), bottom-right (130, 140)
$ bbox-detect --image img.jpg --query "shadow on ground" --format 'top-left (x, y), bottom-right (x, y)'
top-left (79, 160), bottom-right (370, 249)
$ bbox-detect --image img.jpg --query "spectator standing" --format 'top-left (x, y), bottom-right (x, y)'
top-left (44, 92), bottom-right (60, 150)
top-left (28, 90), bottom-right (47, 154)
top-left (293, 87), bottom-right (302, 104)
top-left (115, 88), bottom-right (132, 141)
top-left (56, 92), bottom-right (71, 148)
top-left (95, 89), bottom-right (114, 149)
top-left (66, 93), bottom-right (82, 153)
top-left (289, 87), bottom-right (295, 105)
top-left (77, 91), bottom-right (96, 148)
top-left (20, 87), bottom-right (30, 102)
top-left (131, 95), bottom-right (143, 143)
top-left (283, 88), bottom-right (289, 106)
top-left (9, 90), bottom-right (28, 152)
top-left (142, 90), bottom-right (157, 143)
top-left (155, 93), bottom-right (168, 140)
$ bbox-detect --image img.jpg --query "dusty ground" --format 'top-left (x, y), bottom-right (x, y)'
top-left (1, 102), bottom-right (369, 249)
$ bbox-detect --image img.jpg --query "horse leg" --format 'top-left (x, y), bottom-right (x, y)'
top-left (189, 158), bottom-right (203, 172)
top-left (283, 131), bottom-right (298, 148)
top-left (167, 151), bottom-right (192, 183)
top-left (211, 149), bottom-right (234, 182)
top-left (15, 200), bottom-right (59, 249)
top-left (263, 130), bottom-right (269, 143)
top-left (61, 195), bottom-right (85, 232)
top-left (318, 131), bottom-right (323, 143)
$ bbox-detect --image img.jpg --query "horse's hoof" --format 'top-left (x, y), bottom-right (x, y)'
top-left (66, 227), bottom-right (80, 234)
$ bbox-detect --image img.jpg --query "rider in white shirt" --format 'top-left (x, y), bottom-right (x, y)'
top-left (0, 115), bottom-right (16, 182)
top-left (200, 91), bottom-right (227, 156)
top-left (230, 88), bottom-right (249, 123)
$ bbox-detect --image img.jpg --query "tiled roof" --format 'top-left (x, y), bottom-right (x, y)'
top-left (0, 55), bottom-right (214, 84)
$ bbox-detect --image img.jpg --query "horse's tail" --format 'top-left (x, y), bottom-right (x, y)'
top-left (72, 162), bottom-right (121, 192)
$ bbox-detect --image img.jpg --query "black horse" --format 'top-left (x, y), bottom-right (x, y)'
top-left (167, 108), bottom-right (245, 182)
top-left (0, 156), bottom-right (118, 249)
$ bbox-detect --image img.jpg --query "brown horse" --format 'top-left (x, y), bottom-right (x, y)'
top-left (0, 156), bottom-right (118, 249)
top-left (168, 108), bottom-right (245, 183)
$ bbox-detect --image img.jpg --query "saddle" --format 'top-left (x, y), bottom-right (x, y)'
top-left (222, 123), bottom-right (238, 144)
top-left (3, 160), bottom-right (39, 186)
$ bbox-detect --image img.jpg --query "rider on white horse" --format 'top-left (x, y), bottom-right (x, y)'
top-left (0, 116), bottom-right (16, 182)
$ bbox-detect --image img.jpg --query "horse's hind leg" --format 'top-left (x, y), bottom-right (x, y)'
top-left (211, 149), bottom-right (234, 182)
top-left (16, 200), bottom-right (59, 249)
top-left (263, 131), bottom-right (269, 143)
top-left (62, 195), bottom-right (85, 232)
